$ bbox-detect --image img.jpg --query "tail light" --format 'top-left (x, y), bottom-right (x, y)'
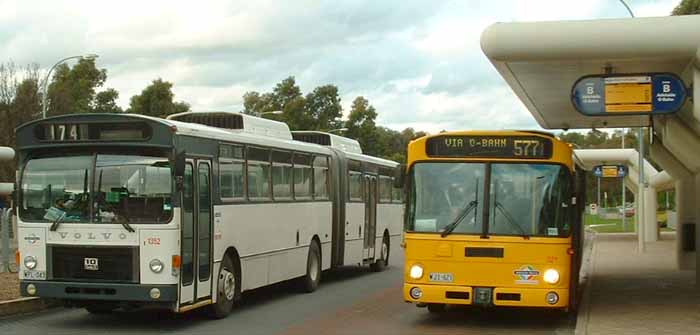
top-left (567, 248), bottom-right (575, 255)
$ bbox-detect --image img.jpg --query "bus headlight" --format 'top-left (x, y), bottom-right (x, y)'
top-left (543, 269), bottom-right (560, 284)
top-left (24, 256), bottom-right (37, 270)
top-left (409, 264), bottom-right (424, 279)
top-left (149, 259), bottom-right (164, 273)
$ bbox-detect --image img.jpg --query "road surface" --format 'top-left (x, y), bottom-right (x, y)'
top-left (0, 252), bottom-right (575, 335)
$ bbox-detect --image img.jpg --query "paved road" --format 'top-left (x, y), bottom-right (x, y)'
top-left (0, 252), bottom-right (575, 335)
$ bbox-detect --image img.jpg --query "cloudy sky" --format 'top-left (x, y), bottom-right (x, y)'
top-left (1, 0), bottom-right (680, 133)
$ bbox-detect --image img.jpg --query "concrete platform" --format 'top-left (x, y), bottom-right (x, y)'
top-left (578, 233), bottom-right (699, 334)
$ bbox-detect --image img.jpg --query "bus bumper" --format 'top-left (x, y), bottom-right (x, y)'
top-left (20, 280), bottom-right (177, 302)
top-left (403, 283), bottom-right (569, 308)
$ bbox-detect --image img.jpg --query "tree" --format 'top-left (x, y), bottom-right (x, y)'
top-left (0, 62), bottom-right (40, 181)
top-left (672, 0), bottom-right (700, 15)
top-left (128, 78), bottom-right (190, 117)
top-left (242, 91), bottom-right (274, 115)
top-left (92, 88), bottom-right (122, 113)
top-left (345, 96), bottom-right (379, 155)
top-left (304, 85), bottom-right (343, 131)
top-left (47, 58), bottom-right (107, 116)
top-left (272, 76), bottom-right (302, 109)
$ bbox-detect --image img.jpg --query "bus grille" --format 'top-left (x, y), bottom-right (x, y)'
top-left (50, 246), bottom-right (139, 283)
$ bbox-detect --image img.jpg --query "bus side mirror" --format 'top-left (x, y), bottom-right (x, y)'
top-left (393, 164), bottom-right (406, 189)
top-left (174, 151), bottom-right (186, 191)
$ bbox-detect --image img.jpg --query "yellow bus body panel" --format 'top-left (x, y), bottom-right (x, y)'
top-left (403, 130), bottom-right (577, 309)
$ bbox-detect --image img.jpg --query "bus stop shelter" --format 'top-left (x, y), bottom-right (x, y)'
top-left (481, 14), bottom-right (700, 282)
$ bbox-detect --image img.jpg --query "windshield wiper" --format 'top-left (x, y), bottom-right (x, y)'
top-left (494, 201), bottom-right (528, 236)
top-left (441, 200), bottom-right (478, 237)
top-left (49, 212), bottom-right (67, 232)
top-left (114, 215), bottom-right (136, 233)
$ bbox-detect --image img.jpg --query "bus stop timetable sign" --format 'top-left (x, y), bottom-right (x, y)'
top-left (571, 73), bottom-right (687, 116)
top-left (593, 165), bottom-right (627, 178)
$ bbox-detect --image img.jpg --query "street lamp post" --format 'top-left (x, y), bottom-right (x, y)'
top-left (327, 128), bottom-right (348, 134)
top-left (618, 0), bottom-right (645, 251)
top-left (41, 54), bottom-right (99, 119)
top-left (258, 110), bottom-right (283, 117)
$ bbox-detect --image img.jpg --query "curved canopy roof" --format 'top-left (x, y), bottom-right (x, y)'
top-left (481, 15), bottom-right (700, 129)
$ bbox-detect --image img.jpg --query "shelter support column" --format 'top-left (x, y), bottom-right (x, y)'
top-left (677, 179), bottom-right (696, 270)
top-left (650, 141), bottom-right (695, 270)
top-left (643, 187), bottom-right (658, 242)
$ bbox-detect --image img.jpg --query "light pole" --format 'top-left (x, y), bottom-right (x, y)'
top-left (258, 110), bottom-right (283, 117)
top-left (327, 128), bottom-right (348, 134)
top-left (41, 54), bottom-right (99, 119)
top-left (618, 0), bottom-right (645, 251)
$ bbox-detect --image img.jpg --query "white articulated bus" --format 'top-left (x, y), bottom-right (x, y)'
top-left (14, 112), bottom-right (403, 317)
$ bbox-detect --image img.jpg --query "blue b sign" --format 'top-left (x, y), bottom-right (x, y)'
top-left (572, 73), bottom-right (687, 116)
top-left (593, 165), bottom-right (627, 178)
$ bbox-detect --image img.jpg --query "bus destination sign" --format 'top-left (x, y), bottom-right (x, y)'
top-left (571, 73), bottom-right (687, 116)
top-left (426, 135), bottom-right (553, 159)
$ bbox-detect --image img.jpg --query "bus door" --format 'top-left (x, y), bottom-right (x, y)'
top-left (179, 159), bottom-right (214, 306)
top-left (363, 175), bottom-right (378, 260)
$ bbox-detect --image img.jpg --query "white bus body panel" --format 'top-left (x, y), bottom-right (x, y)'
top-left (344, 202), bottom-right (365, 266)
top-left (213, 202), bottom-right (332, 292)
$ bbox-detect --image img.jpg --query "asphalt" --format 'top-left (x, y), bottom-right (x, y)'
top-left (0, 252), bottom-right (576, 335)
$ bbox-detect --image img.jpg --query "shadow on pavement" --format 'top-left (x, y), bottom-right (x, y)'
top-left (413, 305), bottom-right (576, 332)
top-left (35, 265), bottom-right (378, 332)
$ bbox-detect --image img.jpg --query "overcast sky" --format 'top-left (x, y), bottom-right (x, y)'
top-left (1, 0), bottom-right (679, 133)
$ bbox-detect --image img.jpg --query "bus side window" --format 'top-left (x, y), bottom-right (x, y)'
top-left (312, 155), bottom-right (329, 200)
top-left (379, 175), bottom-right (392, 203)
top-left (348, 171), bottom-right (363, 202)
top-left (247, 147), bottom-right (271, 201)
top-left (293, 153), bottom-right (312, 200)
top-left (272, 150), bottom-right (292, 200)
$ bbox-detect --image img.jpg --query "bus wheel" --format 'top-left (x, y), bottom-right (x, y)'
top-left (301, 241), bottom-right (321, 293)
top-left (209, 255), bottom-right (239, 319)
top-left (370, 234), bottom-right (390, 272)
top-left (427, 303), bottom-right (446, 314)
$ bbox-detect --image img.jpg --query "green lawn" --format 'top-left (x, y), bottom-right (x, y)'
top-left (583, 213), bottom-right (674, 233)
top-left (584, 214), bottom-right (637, 233)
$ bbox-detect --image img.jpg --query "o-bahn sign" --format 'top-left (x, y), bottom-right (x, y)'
top-left (593, 165), bottom-right (627, 178)
top-left (571, 73), bottom-right (687, 116)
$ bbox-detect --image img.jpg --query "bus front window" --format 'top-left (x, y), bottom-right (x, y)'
top-left (489, 164), bottom-right (572, 237)
top-left (95, 155), bottom-right (173, 223)
top-left (408, 163), bottom-right (485, 234)
top-left (21, 155), bottom-right (93, 223)
top-left (20, 154), bottom-right (173, 224)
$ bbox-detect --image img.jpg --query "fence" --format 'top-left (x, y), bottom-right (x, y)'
top-left (0, 208), bottom-right (16, 273)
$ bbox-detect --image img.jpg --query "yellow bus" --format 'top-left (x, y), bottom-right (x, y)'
top-left (397, 130), bottom-right (585, 313)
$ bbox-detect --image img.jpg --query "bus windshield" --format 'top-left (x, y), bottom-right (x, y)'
top-left (21, 154), bottom-right (173, 224)
top-left (407, 162), bottom-right (572, 237)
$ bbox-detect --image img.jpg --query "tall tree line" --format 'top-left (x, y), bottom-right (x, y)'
top-left (242, 76), bottom-right (427, 163)
top-left (0, 59), bottom-right (190, 181)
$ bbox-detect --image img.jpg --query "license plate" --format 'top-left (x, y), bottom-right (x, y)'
top-left (23, 270), bottom-right (46, 280)
top-left (429, 272), bottom-right (454, 283)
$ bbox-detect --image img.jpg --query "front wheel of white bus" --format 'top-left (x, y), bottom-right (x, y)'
top-left (209, 255), bottom-right (240, 319)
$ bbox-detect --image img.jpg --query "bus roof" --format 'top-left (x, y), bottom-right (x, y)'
top-left (16, 113), bottom-right (399, 167)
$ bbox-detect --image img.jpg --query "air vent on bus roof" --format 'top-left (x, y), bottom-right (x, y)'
top-left (292, 131), bottom-right (363, 154)
top-left (167, 111), bottom-right (292, 140)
